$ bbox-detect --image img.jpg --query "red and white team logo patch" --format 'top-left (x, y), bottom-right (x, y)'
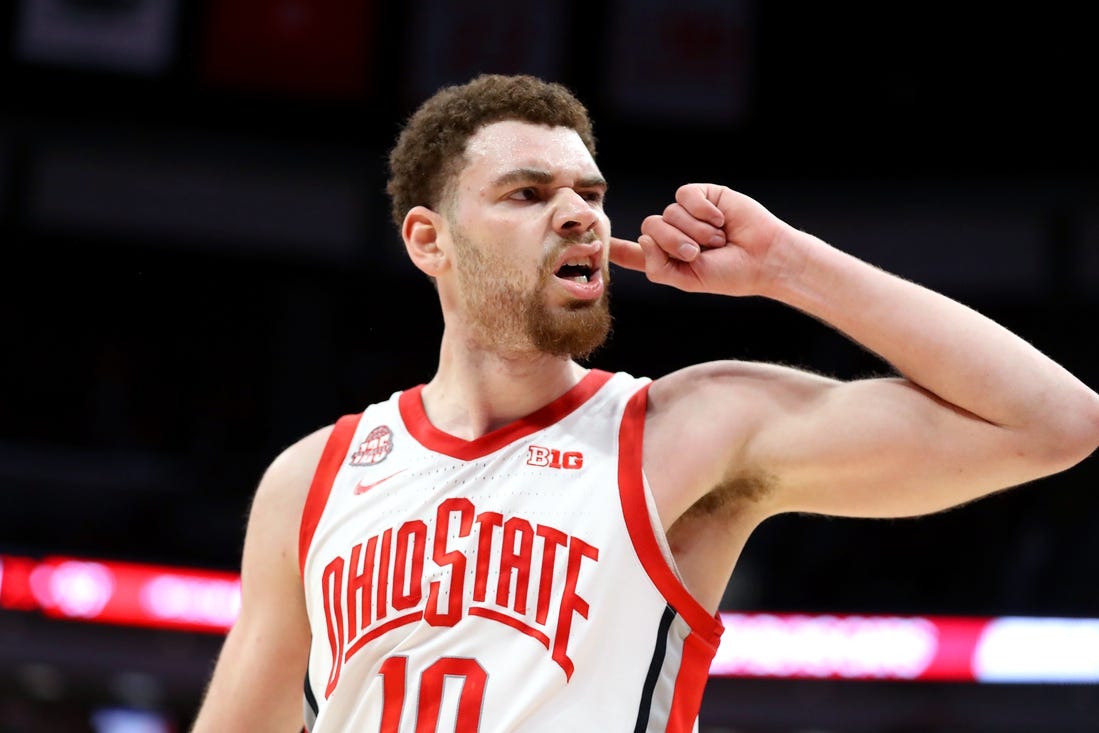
top-left (350, 425), bottom-right (393, 466)
top-left (526, 445), bottom-right (584, 469)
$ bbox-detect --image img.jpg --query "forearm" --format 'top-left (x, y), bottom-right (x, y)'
top-left (768, 231), bottom-right (1099, 443)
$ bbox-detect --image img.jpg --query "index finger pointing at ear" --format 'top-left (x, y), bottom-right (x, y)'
top-left (609, 236), bottom-right (646, 272)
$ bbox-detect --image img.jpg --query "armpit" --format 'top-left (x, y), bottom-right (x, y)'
top-left (680, 470), bottom-right (775, 521)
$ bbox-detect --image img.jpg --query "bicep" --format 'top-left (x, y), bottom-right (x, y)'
top-left (752, 376), bottom-right (1037, 518)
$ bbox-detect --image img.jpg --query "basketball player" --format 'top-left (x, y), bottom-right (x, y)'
top-left (190, 75), bottom-right (1099, 732)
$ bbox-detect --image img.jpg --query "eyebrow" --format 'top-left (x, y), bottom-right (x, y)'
top-left (490, 167), bottom-right (608, 190)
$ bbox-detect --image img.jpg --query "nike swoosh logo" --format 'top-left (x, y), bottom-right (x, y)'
top-left (354, 468), bottom-right (407, 495)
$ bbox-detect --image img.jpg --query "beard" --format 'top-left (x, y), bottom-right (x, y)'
top-left (451, 227), bottom-right (612, 360)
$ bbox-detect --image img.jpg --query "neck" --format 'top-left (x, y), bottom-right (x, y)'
top-left (420, 331), bottom-right (589, 440)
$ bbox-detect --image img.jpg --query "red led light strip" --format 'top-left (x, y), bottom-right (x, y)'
top-left (3, 554), bottom-right (1097, 682)
top-left (1, 554), bottom-right (239, 634)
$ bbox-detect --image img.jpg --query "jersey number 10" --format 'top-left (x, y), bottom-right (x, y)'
top-left (378, 656), bottom-right (487, 732)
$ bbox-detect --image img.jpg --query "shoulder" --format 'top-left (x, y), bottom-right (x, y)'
top-left (647, 360), bottom-right (837, 419)
top-left (640, 360), bottom-right (839, 520)
top-left (643, 360), bottom-right (794, 460)
top-left (644, 359), bottom-right (841, 470)
top-left (246, 422), bottom-right (341, 544)
top-left (260, 423), bottom-right (337, 499)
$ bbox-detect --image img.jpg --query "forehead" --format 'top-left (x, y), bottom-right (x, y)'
top-left (460, 120), bottom-right (600, 183)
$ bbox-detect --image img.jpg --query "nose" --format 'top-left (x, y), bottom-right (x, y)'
top-left (551, 189), bottom-right (598, 238)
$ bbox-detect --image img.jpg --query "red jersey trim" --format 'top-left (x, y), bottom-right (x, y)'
top-left (299, 414), bottom-right (362, 579)
top-left (617, 385), bottom-right (724, 645)
top-left (668, 631), bottom-right (719, 733)
top-left (398, 369), bottom-right (615, 460)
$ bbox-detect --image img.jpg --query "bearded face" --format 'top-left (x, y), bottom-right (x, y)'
top-left (449, 224), bottom-right (611, 360)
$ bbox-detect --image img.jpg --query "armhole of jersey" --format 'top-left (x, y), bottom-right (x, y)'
top-left (298, 413), bottom-right (362, 580)
top-left (618, 386), bottom-right (724, 645)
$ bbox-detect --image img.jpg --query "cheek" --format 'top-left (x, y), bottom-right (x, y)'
top-left (597, 212), bottom-right (612, 235)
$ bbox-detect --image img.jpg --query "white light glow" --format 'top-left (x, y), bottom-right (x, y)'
top-left (973, 617), bottom-right (1099, 682)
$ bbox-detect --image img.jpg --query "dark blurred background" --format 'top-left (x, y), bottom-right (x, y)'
top-left (1, 1), bottom-right (1097, 731)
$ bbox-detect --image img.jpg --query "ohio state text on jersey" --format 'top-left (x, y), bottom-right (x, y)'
top-left (298, 370), bottom-right (724, 732)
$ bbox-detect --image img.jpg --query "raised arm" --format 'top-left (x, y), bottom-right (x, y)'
top-left (612, 184), bottom-right (1099, 523)
top-left (189, 426), bottom-right (330, 733)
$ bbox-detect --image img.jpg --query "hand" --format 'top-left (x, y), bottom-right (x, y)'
top-left (609, 184), bottom-right (790, 297)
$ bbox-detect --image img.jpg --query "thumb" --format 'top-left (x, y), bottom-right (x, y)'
top-left (609, 236), bottom-right (646, 272)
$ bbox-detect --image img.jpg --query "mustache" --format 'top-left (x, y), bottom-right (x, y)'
top-left (549, 231), bottom-right (602, 258)
top-left (560, 231), bottom-right (601, 245)
top-left (542, 232), bottom-right (601, 266)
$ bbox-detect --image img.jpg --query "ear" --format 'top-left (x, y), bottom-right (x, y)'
top-left (402, 206), bottom-right (448, 277)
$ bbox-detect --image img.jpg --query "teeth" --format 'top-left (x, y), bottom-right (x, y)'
top-left (571, 275), bottom-right (589, 283)
top-left (564, 257), bottom-right (592, 268)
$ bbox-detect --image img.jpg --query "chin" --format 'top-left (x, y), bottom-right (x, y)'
top-left (528, 300), bottom-right (612, 360)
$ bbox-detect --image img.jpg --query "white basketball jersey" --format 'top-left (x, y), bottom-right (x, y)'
top-left (299, 369), bottom-right (723, 733)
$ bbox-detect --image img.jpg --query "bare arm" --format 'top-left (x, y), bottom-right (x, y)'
top-left (614, 185), bottom-right (1099, 522)
top-left (190, 426), bottom-right (331, 733)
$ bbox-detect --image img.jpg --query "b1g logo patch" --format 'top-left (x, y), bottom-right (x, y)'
top-left (350, 425), bottom-right (393, 466)
top-left (526, 445), bottom-right (584, 469)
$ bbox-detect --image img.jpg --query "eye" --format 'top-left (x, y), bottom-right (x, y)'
top-left (508, 187), bottom-right (540, 202)
top-left (580, 190), bottom-right (605, 204)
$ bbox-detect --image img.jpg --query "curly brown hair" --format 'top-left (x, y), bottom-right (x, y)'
top-left (386, 74), bottom-right (596, 231)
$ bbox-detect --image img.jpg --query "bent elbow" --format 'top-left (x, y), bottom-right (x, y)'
top-left (1075, 390), bottom-right (1099, 457)
top-left (1040, 391), bottom-right (1099, 469)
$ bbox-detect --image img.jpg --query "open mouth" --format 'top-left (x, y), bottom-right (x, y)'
top-left (554, 257), bottom-right (595, 283)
